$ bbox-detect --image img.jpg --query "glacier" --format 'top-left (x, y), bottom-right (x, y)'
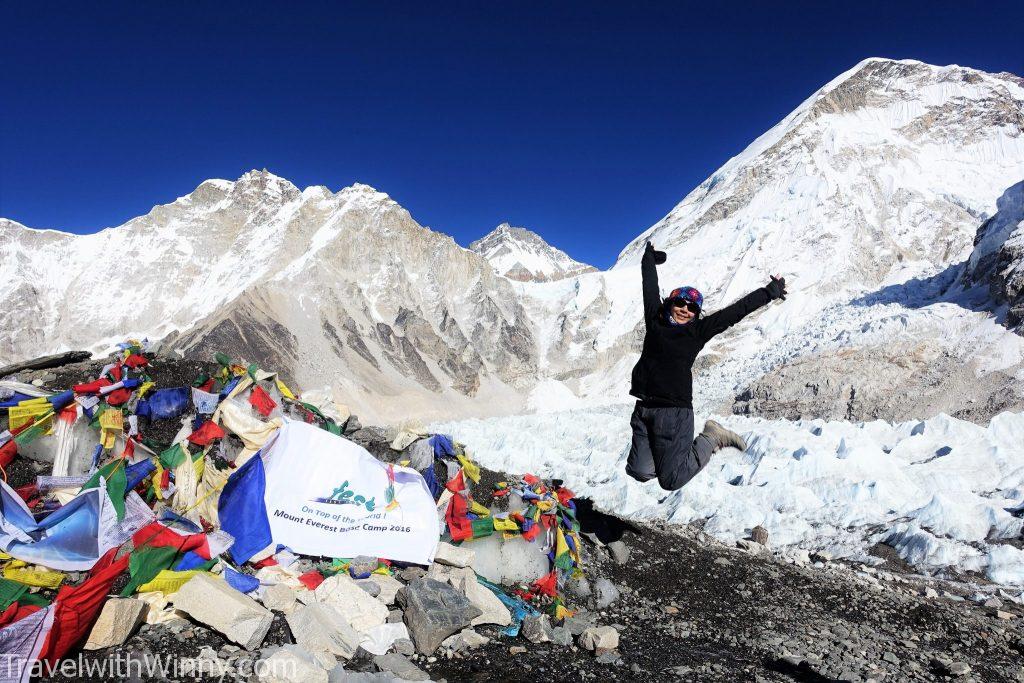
top-left (433, 406), bottom-right (1024, 587)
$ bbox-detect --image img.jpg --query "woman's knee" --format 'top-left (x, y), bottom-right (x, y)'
top-left (626, 465), bottom-right (656, 483)
top-left (657, 471), bottom-right (687, 491)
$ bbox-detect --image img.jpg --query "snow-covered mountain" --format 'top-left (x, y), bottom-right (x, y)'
top-left (469, 223), bottom-right (595, 282)
top-left (3, 58), bottom-right (1023, 426)
top-left (0, 172), bottom-right (536, 423)
top-left (521, 58), bottom-right (1024, 421)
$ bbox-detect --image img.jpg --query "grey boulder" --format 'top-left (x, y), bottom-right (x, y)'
top-left (397, 577), bottom-right (481, 655)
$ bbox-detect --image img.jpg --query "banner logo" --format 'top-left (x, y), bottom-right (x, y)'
top-left (311, 480), bottom-right (377, 511)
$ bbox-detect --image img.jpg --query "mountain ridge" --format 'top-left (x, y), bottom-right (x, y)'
top-left (3, 58), bottom-right (1023, 424)
top-left (469, 222), bottom-right (596, 282)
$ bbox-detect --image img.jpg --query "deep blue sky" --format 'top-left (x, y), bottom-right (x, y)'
top-left (2, 2), bottom-right (1022, 268)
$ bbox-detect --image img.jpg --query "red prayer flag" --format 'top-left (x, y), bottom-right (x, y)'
top-left (298, 571), bottom-right (325, 591)
top-left (73, 379), bottom-right (111, 394)
top-left (132, 521), bottom-right (212, 559)
top-left (445, 470), bottom-right (466, 495)
top-left (531, 569), bottom-right (558, 597)
top-left (123, 354), bottom-right (149, 368)
top-left (249, 385), bottom-right (277, 417)
top-left (0, 603), bottom-right (18, 628)
top-left (445, 490), bottom-right (474, 542)
top-left (14, 484), bottom-right (38, 503)
top-left (0, 440), bottom-right (17, 469)
top-left (523, 473), bottom-right (540, 486)
top-left (0, 602), bottom-right (42, 628)
top-left (187, 420), bottom-right (225, 446)
top-left (252, 557), bottom-right (278, 569)
top-left (105, 387), bottom-right (133, 405)
top-left (37, 549), bottom-right (130, 664)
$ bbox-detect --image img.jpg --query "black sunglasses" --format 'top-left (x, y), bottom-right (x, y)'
top-left (668, 298), bottom-right (700, 313)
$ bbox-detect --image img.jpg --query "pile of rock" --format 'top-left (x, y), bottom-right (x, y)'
top-left (76, 539), bottom-right (622, 683)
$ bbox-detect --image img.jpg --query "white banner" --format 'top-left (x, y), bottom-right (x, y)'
top-left (261, 422), bottom-right (438, 565)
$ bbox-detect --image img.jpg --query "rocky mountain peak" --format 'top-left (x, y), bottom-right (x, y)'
top-left (230, 169), bottom-right (302, 204)
top-left (470, 223), bottom-right (595, 282)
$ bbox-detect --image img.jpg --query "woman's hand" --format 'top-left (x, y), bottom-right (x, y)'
top-left (766, 274), bottom-right (787, 300)
top-left (645, 241), bottom-right (667, 265)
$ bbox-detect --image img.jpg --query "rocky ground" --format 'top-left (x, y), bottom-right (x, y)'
top-left (4, 356), bottom-right (1023, 682)
top-left (34, 498), bottom-right (1024, 683)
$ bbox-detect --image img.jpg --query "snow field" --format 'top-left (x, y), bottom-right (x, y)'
top-left (433, 407), bottom-right (1024, 587)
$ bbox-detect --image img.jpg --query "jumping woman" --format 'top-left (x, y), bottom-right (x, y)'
top-left (626, 241), bottom-right (786, 490)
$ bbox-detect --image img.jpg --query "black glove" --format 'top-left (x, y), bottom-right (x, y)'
top-left (766, 274), bottom-right (787, 301)
top-left (645, 241), bottom-right (667, 265)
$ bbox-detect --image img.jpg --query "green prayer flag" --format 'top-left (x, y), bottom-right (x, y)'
top-left (160, 443), bottom-right (187, 470)
top-left (554, 550), bottom-right (574, 571)
top-left (0, 579), bottom-right (28, 611)
top-left (13, 423), bottom-right (44, 446)
top-left (80, 459), bottom-right (127, 521)
top-left (19, 593), bottom-right (51, 608)
top-left (471, 518), bottom-right (494, 539)
top-left (121, 545), bottom-right (179, 596)
top-left (215, 352), bottom-right (233, 367)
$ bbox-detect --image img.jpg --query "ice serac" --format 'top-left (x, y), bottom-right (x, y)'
top-left (469, 223), bottom-right (596, 282)
top-left (433, 407), bottom-right (1024, 586)
top-left (520, 58), bottom-right (1024, 421)
top-left (0, 171), bottom-right (536, 424)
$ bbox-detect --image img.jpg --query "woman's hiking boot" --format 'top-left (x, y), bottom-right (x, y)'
top-left (700, 420), bottom-right (747, 452)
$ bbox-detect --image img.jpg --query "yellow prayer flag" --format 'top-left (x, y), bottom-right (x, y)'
top-left (456, 454), bottom-right (480, 483)
top-left (100, 429), bottom-right (116, 449)
top-left (137, 381), bottom-right (156, 399)
top-left (99, 408), bottom-right (124, 431)
top-left (9, 404), bottom-right (54, 434)
top-left (493, 516), bottom-right (519, 532)
top-left (4, 565), bottom-right (65, 589)
top-left (137, 570), bottom-right (204, 594)
top-left (468, 501), bottom-right (491, 517)
top-left (555, 527), bottom-right (570, 558)
top-left (100, 407), bottom-right (123, 449)
top-left (153, 461), bottom-right (165, 500)
top-left (191, 448), bottom-right (206, 481)
top-left (18, 397), bottom-right (50, 407)
top-left (275, 379), bottom-right (296, 400)
top-left (554, 604), bottom-right (575, 620)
